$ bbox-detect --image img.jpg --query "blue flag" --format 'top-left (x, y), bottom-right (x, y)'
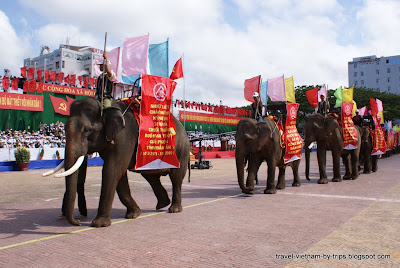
top-left (122, 74), bottom-right (141, 85)
top-left (260, 81), bottom-right (268, 107)
top-left (149, 40), bottom-right (169, 77)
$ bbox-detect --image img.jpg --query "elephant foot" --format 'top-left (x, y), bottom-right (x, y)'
top-left (332, 177), bottom-right (342, 182)
top-left (363, 170), bottom-right (371, 174)
top-left (317, 178), bottom-right (328, 184)
top-left (276, 183), bottom-right (286, 190)
top-left (91, 217), bottom-right (112, 228)
top-left (125, 207), bottom-right (142, 219)
top-left (351, 175), bottom-right (359, 180)
top-left (343, 175), bottom-right (352, 180)
top-left (264, 188), bottom-right (277, 194)
top-left (372, 168), bottom-right (377, 173)
top-left (292, 182), bottom-right (301, 187)
top-left (168, 203), bottom-right (183, 213)
top-left (156, 197), bottom-right (171, 210)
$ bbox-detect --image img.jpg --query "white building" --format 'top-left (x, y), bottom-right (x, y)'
top-left (348, 55), bottom-right (400, 94)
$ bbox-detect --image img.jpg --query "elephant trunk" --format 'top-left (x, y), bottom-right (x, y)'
top-left (235, 149), bottom-right (252, 194)
top-left (305, 143), bottom-right (311, 181)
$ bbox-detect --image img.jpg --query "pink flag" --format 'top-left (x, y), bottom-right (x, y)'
top-left (358, 106), bottom-right (367, 116)
top-left (318, 84), bottom-right (327, 100)
top-left (376, 98), bottom-right (383, 112)
top-left (267, 75), bottom-right (286, 102)
top-left (122, 34), bottom-right (149, 76)
top-left (94, 47), bottom-right (121, 81)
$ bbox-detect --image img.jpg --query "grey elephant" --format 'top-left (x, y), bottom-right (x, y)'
top-left (44, 98), bottom-right (190, 227)
top-left (358, 126), bottom-right (378, 173)
top-left (235, 117), bottom-right (301, 195)
top-left (304, 113), bottom-right (361, 184)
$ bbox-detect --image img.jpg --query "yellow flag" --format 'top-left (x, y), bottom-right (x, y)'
top-left (352, 100), bottom-right (357, 117)
top-left (285, 76), bottom-right (296, 103)
top-left (378, 111), bottom-right (384, 124)
top-left (342, 86), bottom-right (353, 102)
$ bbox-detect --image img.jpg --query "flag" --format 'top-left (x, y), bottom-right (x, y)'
top-left (244, 75), bottom-right (261, 102)
top-left (341, 102), bottom-right (358, 150)
top-left (50, 71), bottom-right (56, 82)
top-left (369, 98), bottom-right (378, 115)
top-left (358, 106), bottom-right (367, 116)
top-left (29, 80), bottom-right (37, 92)
top-left (89, 77), bottom-right (95, 88)
top-left (170, 57), bottom-right (183, 80)
top-left (385, 122), bottom-right (390, 131)
top-left (28, 67), bottom-right (35, 79)
top-left (66, 96), bottom-right (76, 105)
top-left (149, 40), bottom-right (169, 77)
top-left (334, 86), bottom-right (343, 108)
top-left (23, 80), bottom-right (29, 92)
top-left (11, 78), bottom-right (18, 91)
top-left (64, 74), bottom-right (70, 84)
top-left (260, 81), bottom-right (268, 107)
top-left (318, 84), bottom-right (327, 99)
top-left (57, 72), bottom-right (64, 83)
top-left (2, 77), bottom-right (9, 90)
top-left (371, 115), bottom-right (386, 155)
top-left (388, 121), bottom-right (392, 130)
top-left (342, 86), bottom-right (353, 102)
top-left (49, 95), bottom-right (71, 116)
top-left (267, 75), bottom-right (286, 102)
top-left (78, 76), bottom-right (82, 85)
top-left (376, 98), bottom-right (384, 124)
top-left (122, 34), bottom-right (149, 77)
top-left (284, 103), bottom-right (303, 163)
top-left (83, 77), bottom-right (89, 87)
top-left (285, 76), bottom-right (295, 103)
top-left (21, 66), bottom-right (27, 78)
top-left (70, 74), bottom-right (76, 86)
top-left (306, 86), bottom-right (318, 108)
top-left (37, 69), bottom-right (42, 81)
top-left (94, 47), bottom-right (121, 81)
top-left (352, 100), bottom-right (358, 117)
top-left (44, 70), bottom-right (49, 82)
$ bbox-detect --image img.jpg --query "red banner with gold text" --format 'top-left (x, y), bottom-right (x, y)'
top-left (135, 75), bottom-right (179, 170)
top-left (179, 111), bottom-right (245, 125)
top-left (341, 102), bottom-right (358, 150)
top-left (0, 92), bottom-right (43, 111)
top-left (284, 103), bottom-right (303, 164)
top-left (371, 116), bottom-right (386, 155)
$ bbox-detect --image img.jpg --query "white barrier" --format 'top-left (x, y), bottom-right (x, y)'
top-left (0, 148), bottom-right (100, 162)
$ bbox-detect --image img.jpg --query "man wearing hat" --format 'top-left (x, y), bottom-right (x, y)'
top-left (317, 94), bottom-right (330, 116)
top-left (352, 109), bottom-right (363, 127)
top-left (95, 52), bottom-right (116, 107)
top-left (251, 92), bottom-right (263, 122)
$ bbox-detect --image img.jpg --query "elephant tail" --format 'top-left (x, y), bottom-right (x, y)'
top-left (187, 159), bottom-right (191, 183)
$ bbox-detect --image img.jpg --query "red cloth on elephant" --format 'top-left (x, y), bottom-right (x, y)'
top-left (121, 98), bottom-right (140, 124)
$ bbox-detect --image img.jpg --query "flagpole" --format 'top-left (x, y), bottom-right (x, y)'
top-left (101, 32), bottom-right (107, 116)
top-left (182, 53), bottom-right (186, 130)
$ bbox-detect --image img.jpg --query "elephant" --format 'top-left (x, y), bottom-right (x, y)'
top-left (235, 117), bottom-right (301, 195)
top-left (304, 113), bottom-right (361, 184)
top-left (358, 126), bottom-right (378, 173)
top-left (44, 97), bottom-right (190, 227)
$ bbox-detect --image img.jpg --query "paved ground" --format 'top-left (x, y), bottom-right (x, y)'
top-left (1, 152), bottom-right (400, 267)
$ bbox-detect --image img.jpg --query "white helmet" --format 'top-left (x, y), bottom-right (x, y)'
top-left (253, 92), bottom-right (259, 97)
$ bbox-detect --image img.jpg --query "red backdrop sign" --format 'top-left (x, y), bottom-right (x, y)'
top-left (0, 92), bottom-right (43, 111)
top-left (41, 84), bottom-right (95, 97)
top-left (371, 115), bottom-right (386, 155)
top-left (341, 102), bottom-right (358, 149)
top-left (284, 103), bottom-right (303, 164)
top-left (135, 75), bottom-right (179, 170)
top-left (179, 111), bottom-right (244, 125)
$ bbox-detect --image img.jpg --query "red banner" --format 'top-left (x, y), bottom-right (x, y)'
top-left (284, 103), bottom-right (303, 164)
top-left (179, 111), bottom-right (244, 125)
top-left (44, 70), bottom-right (49, 82)
top-left (135, 75), bottom-right (179, 170)
top-left (21, 66), bottom-right (27, 78)
top-left (371, 116), bottom-right (386, 155)
top-left (37, 69), bottom-right (42, 81)
top-left (41, 83), bottom-right (96, 97)
top-left (50, 71), bottom-right (56, 82)
top-left (2, 77), bottom-right (9, 90)
top-left (341, 102), bottom-right (358, 149)
top-left (27, 67), bottom-right (35, 79)
top-left (0, 92), bottom-right (43, 111)
top-left (49, 95), bottom-right (71, 116)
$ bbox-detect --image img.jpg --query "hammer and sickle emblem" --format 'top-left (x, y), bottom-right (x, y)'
top-left (59, 102), bottom-right (67, 112)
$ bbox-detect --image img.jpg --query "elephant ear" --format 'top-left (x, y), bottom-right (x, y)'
top-left (325, 117), bottom-right (339, 135)
top-left (257, 121), bottom-right (272, 149)
top-left (102, 107), bottom-right (125, 142)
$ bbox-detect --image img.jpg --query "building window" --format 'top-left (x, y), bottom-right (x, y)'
top-left (387, 77), bottom-right (391, 82)
top-left (354, 63), bottom-right (357, 68)
top-left (55, 61), bottom-right (60, 69)
top-left (387, 68), bottom-right (390, 73)
top-left (354, 81), bottom-right (358, 86)
top-left (361, 80), bottom-right (364, 85)
top-left (386, 59), bottom-right (389, 64)
top-left (376, 78), bottom-right (380, 83)
top-left (62, 61), bottom-right (65, 68)
top-left (354, 72), bottom-right (357, 77)
top-left (376, 70), bottom-right (379, 75)
top-left (361, 71), bottom-right (364, 76)
top-left (388, 86), bottom-right (391, 91)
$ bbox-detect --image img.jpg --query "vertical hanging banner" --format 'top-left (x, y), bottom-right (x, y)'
top-left (135, 74), bottom-right (179, 170)
top-left (341, 102), bottom-right (358, 150)
top-left (371, 115), bottom-right (386, 155)
top-left (283, 103), bottom-right (303, 164)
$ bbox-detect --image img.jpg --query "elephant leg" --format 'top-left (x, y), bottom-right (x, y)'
top-left (317, 147), bottom-right (328, 184)
top-left (372, 155), bottom-right (378, 172)
top-left (292, 160), bottom-right (301, 187)
top-left (143, 174), bottom-right (171, 210)
top-left (342, 154), bottom-right (352, 180)
top-left (276, 167), bottom-right (286, 190)
top-left (116, 172), bottom-right (142, 219)
top-left (351, 150), bottom-right (359, 180)
top-left (246, 158), bottom-right (262, 194)
top-left (264, 160), bottom-right (277, 194)
top-left (363, 150), bottom-right (372, 174)
top-left (331, 151), bottom-right (342, 182)
top-left (169, 168), bottom-right (186, 213)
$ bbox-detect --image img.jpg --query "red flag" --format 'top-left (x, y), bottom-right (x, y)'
top-left (306, 86), bottom-right (319, 108)
top-left (21, 66), bottom-right (27, 78)
top-left (57, 72), bottom-right (64, 83)
top-left (369, 98), bottom-right (378, 116)
top-left (78, 76), bottom-right (82, 85)
top-left (23, 80), bottom-right (29, 92)
top-left (11, 78), bottom-right (19, 90)
top-left (29, 80), bottom-right (37, 92)
top-left (37, 69), bottom-right (42, 81)
top-left (50, 71), bottom-right (56, 82)
top-left (64, 74), bottom-right (70, 84)
top-left (44, 70), bottom-right (49, 82)
top-left (66, 96), bottom-right (76, 105)
top-left (89, 77), bottom-right (95, 88)
top-left (27, 67), bottom-right (35, 79)
top-left (170, 58), bottom-right (183, 80)
top-left (244, 75), bottom-right (261, 102)
top-left (135, 74), bottom-right (179, 170)
top-left (70, 74), bottom-right (76, 86)
top-left (83, 77), bottom-right (89, 87)
top-left (49, 95), bottom-right (70, 116)
top-left (2, 77), bottom-right (9, 90)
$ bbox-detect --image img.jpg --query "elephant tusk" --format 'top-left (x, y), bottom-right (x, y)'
top-left (42, 160), bottom-right (65, 177)
top-left (54, 156), bottom-right (85, 178)
top-left (308, 142), bottom-right (314, 150)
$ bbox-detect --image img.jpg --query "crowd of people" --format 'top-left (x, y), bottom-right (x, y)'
top-left (0, 122), bottom-right (66, 149)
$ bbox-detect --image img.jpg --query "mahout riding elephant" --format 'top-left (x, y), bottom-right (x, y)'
top-left (44, 98), bottom-right (190, 227)
top-left (304, 113), bottom-right (361, 184)
top-left (235, 117), bottom-right (301, 195)
top-left (358, 126), bottom-right (378, 173)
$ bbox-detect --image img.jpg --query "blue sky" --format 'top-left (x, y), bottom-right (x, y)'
top-left (1, 0), bottom-right (400, 107)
